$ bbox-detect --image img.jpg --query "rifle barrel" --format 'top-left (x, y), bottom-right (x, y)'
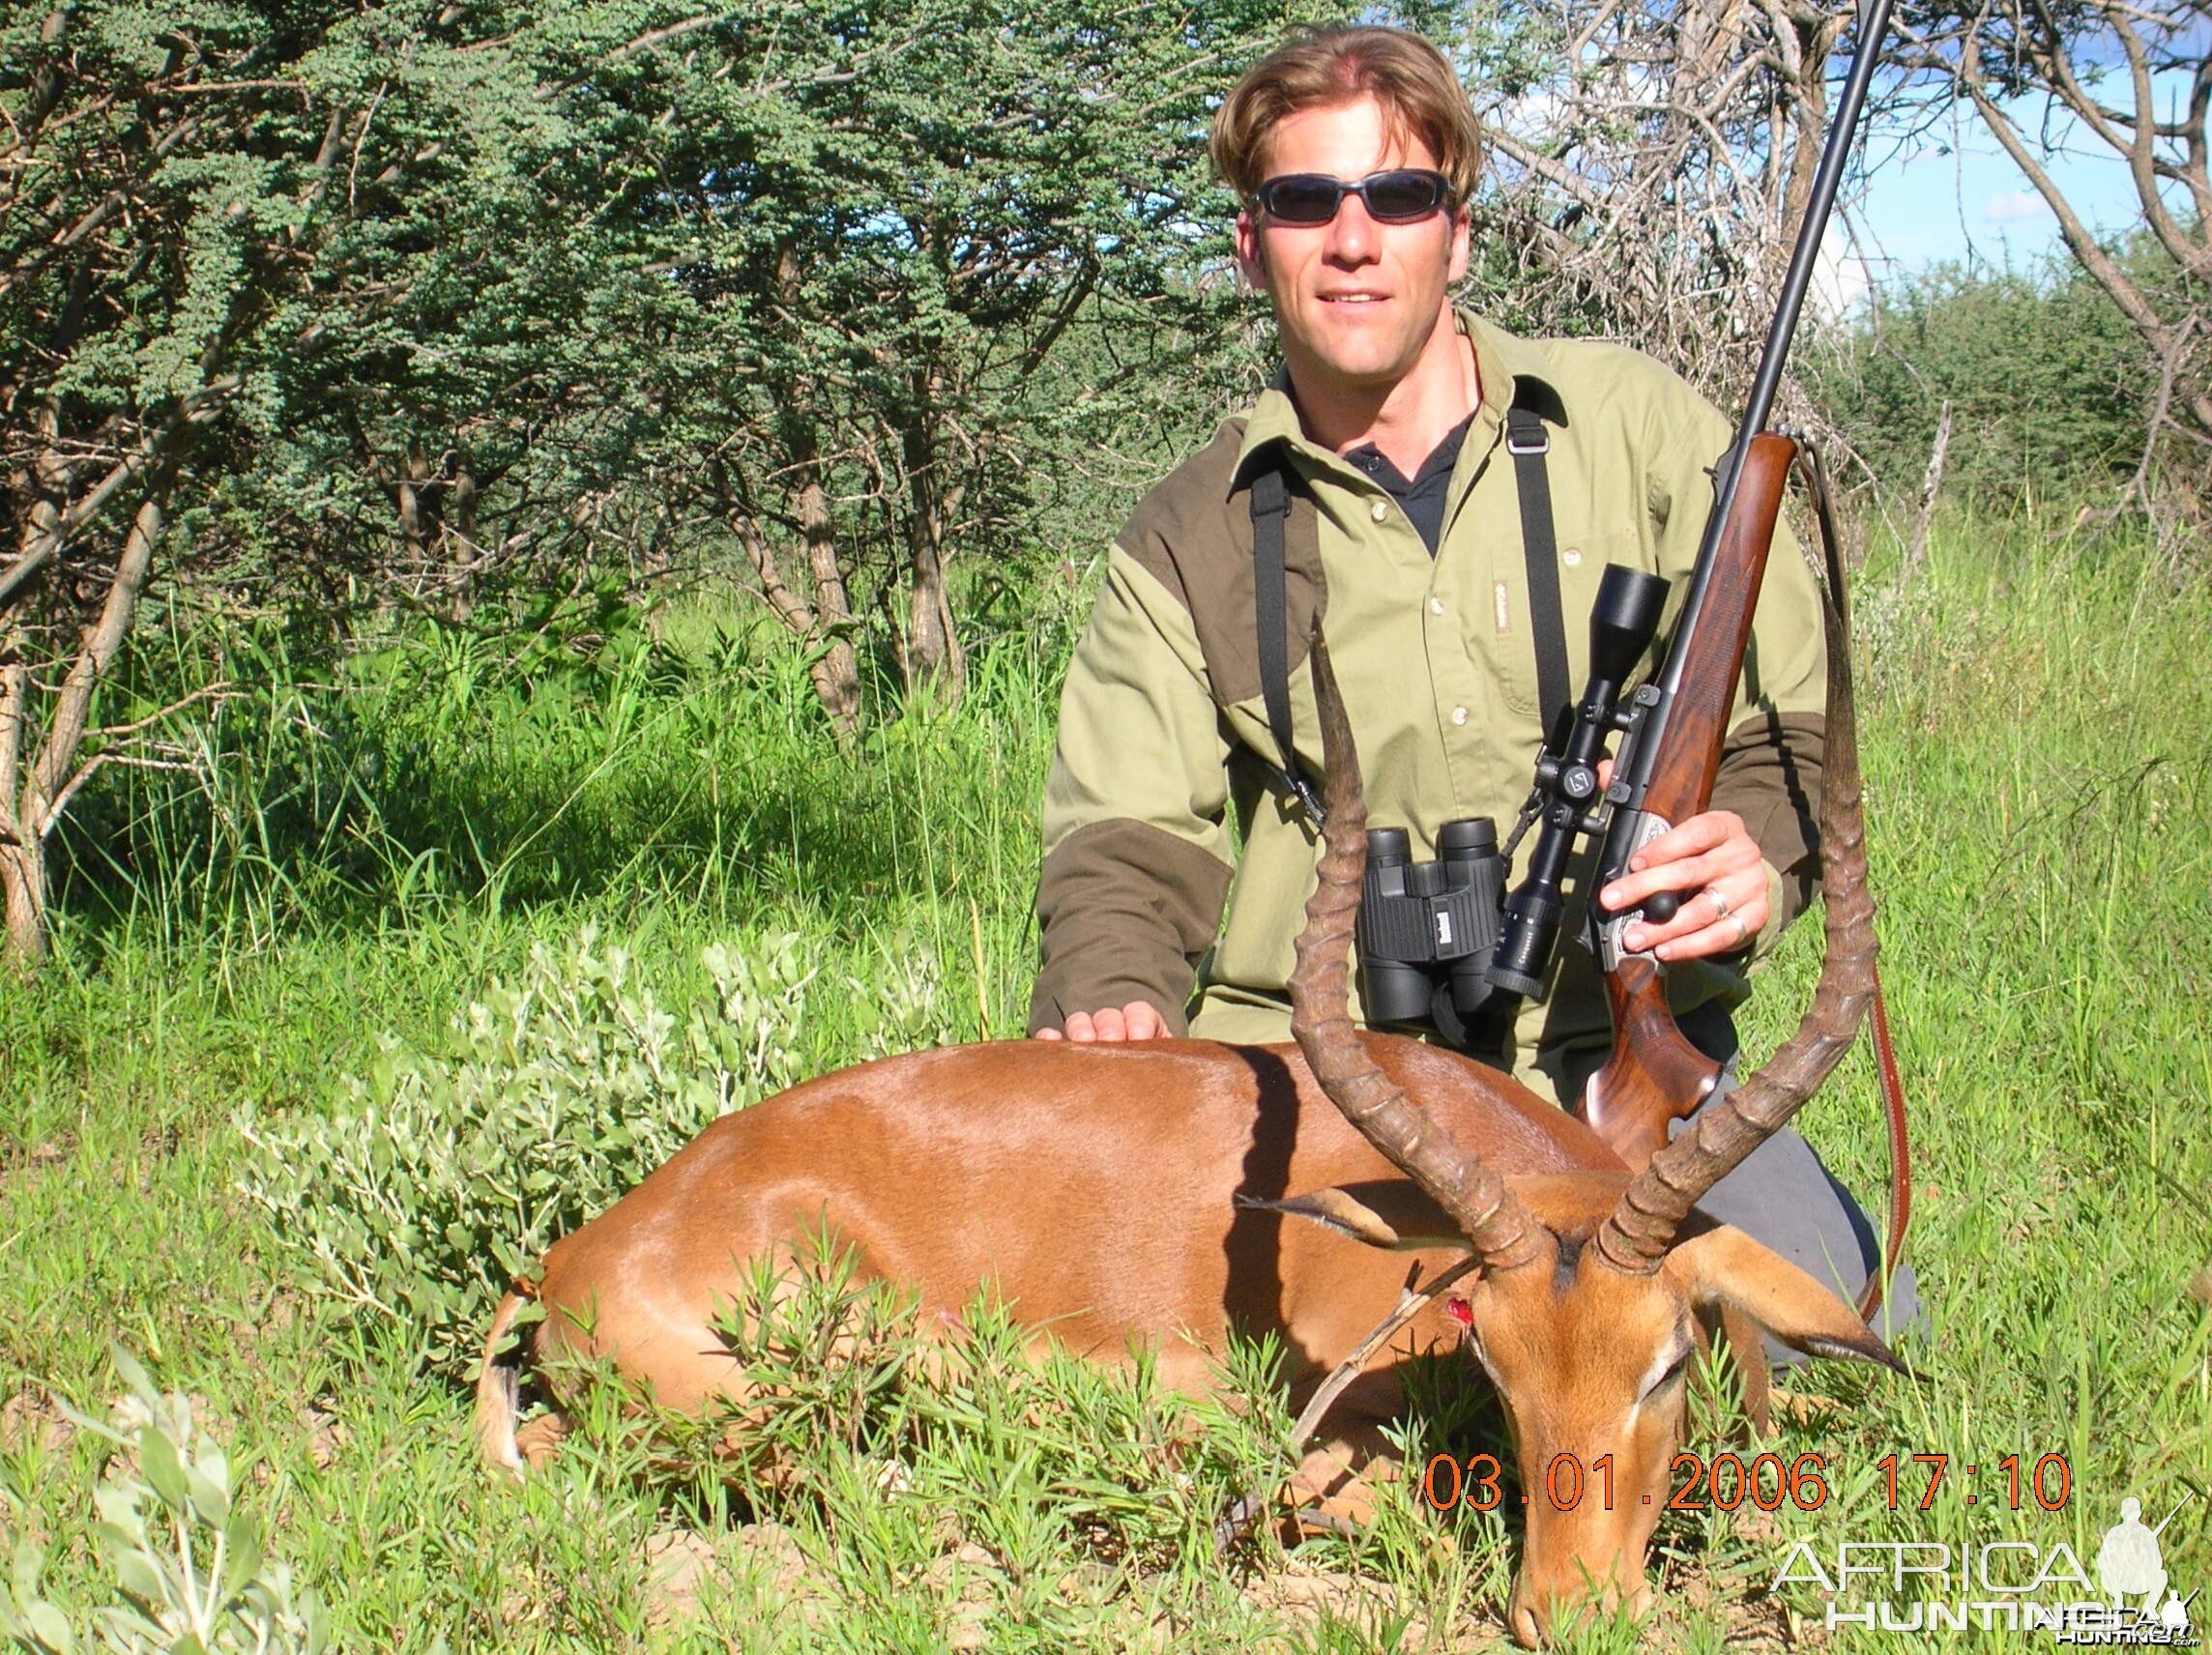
top-left (1736, 0), bottom-right (1899, 447)
top-left (1634, 0), bottom-right (1895, 717)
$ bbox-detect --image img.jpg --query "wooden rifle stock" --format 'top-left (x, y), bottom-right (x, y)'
top-left (1579, 431), bottom-right (1799, 1169)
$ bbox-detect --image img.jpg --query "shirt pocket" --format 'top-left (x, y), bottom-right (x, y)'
top-left (1490, 526), bottom-right (1648, 720)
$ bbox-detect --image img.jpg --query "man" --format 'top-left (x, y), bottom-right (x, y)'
top-left (1029, 25), bottom-right (1912, 1327)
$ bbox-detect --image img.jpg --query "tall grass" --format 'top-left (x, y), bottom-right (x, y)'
top-left (2, 508), bottom-right (2206, 1650)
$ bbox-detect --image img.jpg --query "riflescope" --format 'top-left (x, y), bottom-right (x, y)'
top-left (1486, 562), bottom-right (1671, 998)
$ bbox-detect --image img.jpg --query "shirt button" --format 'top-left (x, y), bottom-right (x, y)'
top-left (1428, 596), bottom-right (1445, 615)
top-left (1451, 706), bottom-right (1470, 726)
top-left (1371, 501), bottom-right (1389, 522)
top-left (1563, 547), bottom-right (1583, 567)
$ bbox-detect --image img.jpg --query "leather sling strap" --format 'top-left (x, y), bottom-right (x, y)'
top-left (1247, 382), bottom-right (1572, 824)
top-left (1249, 464), bottom-right (1326, 825)
top-left (1794, 438), bottom-right (1912, 1323)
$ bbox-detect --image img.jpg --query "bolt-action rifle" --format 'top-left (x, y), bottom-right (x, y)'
top-left (1486, 0), bottom-right (1898, 1171)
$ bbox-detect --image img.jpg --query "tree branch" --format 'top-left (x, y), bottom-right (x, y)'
top-left (0, 383), bottom-right (235, 615)
top-left (33, 471), bottom-right (172, 812)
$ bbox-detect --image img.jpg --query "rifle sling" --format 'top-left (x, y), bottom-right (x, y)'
top-left (1793, 438), bottom-right (1912, 1323)
top-left (1505, 402), bottom-right (1571, 736)
top-left (1249, 466), bottom-right (1325, 824)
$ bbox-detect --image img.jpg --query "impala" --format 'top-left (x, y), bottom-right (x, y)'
top-left (478, 595), bottom-right (1900, 1644)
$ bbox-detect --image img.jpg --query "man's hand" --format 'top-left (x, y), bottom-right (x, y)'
top-left (1597, 805), bottom-right (1768, 963)
top-left (1033, 1001), bottom-right (1168, 1042)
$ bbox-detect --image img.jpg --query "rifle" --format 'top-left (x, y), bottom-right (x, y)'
top-left (1486, 0), bottom-right (1899, 1170)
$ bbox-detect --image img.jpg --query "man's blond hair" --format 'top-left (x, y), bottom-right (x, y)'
top-left (1208, 26), bottom-right (1483, 204)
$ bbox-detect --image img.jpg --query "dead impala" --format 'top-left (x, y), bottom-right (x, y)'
top-left (478, 605), bottom-right (1900, 1644)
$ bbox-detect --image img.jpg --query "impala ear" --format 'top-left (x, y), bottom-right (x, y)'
top-left (1668, 1225), bottom-right (1911, 1376)
top-left (1236, 1184), bottom-right (1474, 1253)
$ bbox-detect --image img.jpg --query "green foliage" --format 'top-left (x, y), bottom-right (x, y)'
top-left (236, 925), bottom-right (946, 1377)
top-left (0, 1350), bottom-right (324, 1655)
top-left (53, 602), bottom-right (1062, 984)
top-left (665, 1236), bottom-right (1293, 1580)
top-left (1808, 247), bottom-right (2159, 500)
top-left (3, 0), bottom-right (1298, 690)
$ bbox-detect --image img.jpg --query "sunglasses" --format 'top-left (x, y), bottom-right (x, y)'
top-left (1251, 168), bottom-right (1454, 225)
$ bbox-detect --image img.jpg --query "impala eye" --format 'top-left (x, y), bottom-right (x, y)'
top-left (1645, 1349), bottom-right (1691, 1398)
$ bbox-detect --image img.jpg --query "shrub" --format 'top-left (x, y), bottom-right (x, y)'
top-left (1807, 247), bottom-right (2156, 501)
top-left (0, 1350), bottom-right (324, 1655)
top-left (237, 926), bottom-right (956, 1379)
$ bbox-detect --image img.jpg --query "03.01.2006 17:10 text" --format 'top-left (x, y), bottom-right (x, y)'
top-left (1419, 1452), bottom-right (2075, 1514)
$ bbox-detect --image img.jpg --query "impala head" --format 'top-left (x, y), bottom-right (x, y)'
top-left (1287, 597), bottom-right (1901, 1645)
top-left (1275, 1167), bottom-right (1901, 1643)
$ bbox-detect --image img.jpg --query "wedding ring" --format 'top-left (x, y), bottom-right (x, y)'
top-left (1707, 887), bottom-right (1732, 921)
top-left (1730, 915), bottom-right (1749, 945)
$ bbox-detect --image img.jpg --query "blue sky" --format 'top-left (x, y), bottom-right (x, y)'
top-left (1846, 96), bottom-right (2149, 284)
top-left (1827, 39), bottom-right (2210, 305)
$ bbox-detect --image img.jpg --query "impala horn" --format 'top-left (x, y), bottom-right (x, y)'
top-left (1595, 540), bottom-right (1876, 1275)
top-left (1288, 636), bottom-right (1544, 1276)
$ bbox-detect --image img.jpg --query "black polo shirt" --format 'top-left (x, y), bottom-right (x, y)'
top-left (1343, 412), bottom-right (1477, 556)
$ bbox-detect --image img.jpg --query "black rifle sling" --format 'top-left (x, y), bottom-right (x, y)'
top-left (1247, 385), bottom-right (1571, 822)
top-left (1249, 465), bottom-right (1327, 825)
top-left (1505, 401), bottom-right (1571, 737)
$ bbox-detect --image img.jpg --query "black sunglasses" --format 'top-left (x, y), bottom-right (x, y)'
top-left (1251, 168), bottom-right (1454, 225)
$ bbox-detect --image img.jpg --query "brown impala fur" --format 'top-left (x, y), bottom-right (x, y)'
top-left (479, 1034), bottom-right (1597, 1454)
top-left (480, 598), bottom-right (1900, 1647)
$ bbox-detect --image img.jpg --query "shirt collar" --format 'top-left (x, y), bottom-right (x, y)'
top-left (1230, 308), bottom-right (1567, 494)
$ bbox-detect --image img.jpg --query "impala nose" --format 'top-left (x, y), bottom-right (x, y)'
top-left (1510, 1601), bottom-right (1543, 1648)
top-left (1508, 1576), bottom-right (1648, 1646)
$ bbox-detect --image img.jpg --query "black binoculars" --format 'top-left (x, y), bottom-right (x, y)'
top-left (1354, 818), bottom-right (1509, 1030)
top-left (1353, 561), bottom-right (1674, 1043)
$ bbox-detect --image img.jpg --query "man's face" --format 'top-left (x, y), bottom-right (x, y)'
top-left (1235, 96), bottom-right (1470, 398)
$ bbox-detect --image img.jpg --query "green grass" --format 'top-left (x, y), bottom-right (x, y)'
top-left (2, 506), bottom-right (2208, 1650)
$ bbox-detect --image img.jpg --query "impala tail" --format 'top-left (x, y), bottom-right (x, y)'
top-left (475, 1285), bottom-right (536, 1478)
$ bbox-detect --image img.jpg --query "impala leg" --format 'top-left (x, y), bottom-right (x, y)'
top-left (511, 1411), bottom-right (570, 1467)
top-left (1286, 1368), bottom-right (1410, 1528)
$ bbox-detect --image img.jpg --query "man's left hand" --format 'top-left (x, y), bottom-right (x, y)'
top-left (1596, 806), bottom-right (1767, 962)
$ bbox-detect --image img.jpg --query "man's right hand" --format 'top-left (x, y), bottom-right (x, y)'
top-left (1033, 1001), bottom-right (1167, 1042)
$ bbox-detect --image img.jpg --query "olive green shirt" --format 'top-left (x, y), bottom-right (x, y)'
top-left (1030, 311), bottom-right (1827, 1106)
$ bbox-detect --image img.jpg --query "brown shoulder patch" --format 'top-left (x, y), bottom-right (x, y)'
top-left (1115, 421), bottom-right (1324, 707)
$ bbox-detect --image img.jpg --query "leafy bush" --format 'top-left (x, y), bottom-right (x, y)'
top-left (660, 1236), bottom-right (1291, 1579)
top-left (1808, 246), bottom-right (2156, 500)
top-left (237, 926), bottom-right (949, 1378)
top-left (0, 1350), bottom-right (324, 1655)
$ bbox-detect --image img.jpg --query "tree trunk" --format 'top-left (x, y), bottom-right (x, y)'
top-left (1904, 399), bottom-right (1951, 581)
top-left (897, 390), bottom-right (966, 705)
top-left (0, 833), bottom-right (47, 970)
top-left (768, 246), bottom-right (865, 732)
top-left (789, 433), bottom-right (863, 733)
top-left (904, 519), bottom-right (965, 703)
top-left (0, 479), bottom-right (170, 969)
top-left (713, 446), bottom-right (862, 736)
top-left (1765, 1), bottom-right (1839, 263)
top-left (0, 658), bottom-right (42, 968)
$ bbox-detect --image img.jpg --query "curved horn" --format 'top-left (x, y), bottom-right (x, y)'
top-left (1289, 635), bottom-right (1544, 1275)
top-left (1596, 509), bottom-right (1875, 1275)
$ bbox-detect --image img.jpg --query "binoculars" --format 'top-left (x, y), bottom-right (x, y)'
top-left (1355, 817), bottom-right (1509, 1031)
top-left (1353, 561), bottom-right (1673, 1042)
